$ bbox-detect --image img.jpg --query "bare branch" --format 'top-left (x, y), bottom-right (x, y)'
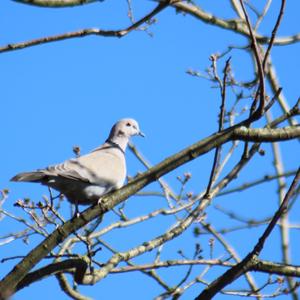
top-left (233, 126), bottom-right (300, 142)
top-left (266, 110), bottom-right (298, 300)
top-left (172, 2), bottom-right (300, 46)
top-left (218, 169), bottom-right (298, 196)
top-left (56, 273), bottom-right (92, 300)
top-left (0, 1), bottom-right (171, 53)
top-left (205, 57), bottom-right (231, 197)
top-left (262, 0), bottom-right (286, 72)
top-left (195, 167), bottom-right (300, 300)
top-left (13, 0), bottom-right (96, 7)
top-left (239, 0), bottom-right (265, 119)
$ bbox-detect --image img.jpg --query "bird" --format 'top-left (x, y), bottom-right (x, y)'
top-left (11, 118), bottom-right (144, 215)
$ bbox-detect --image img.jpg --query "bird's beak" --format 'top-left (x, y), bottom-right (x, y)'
top-left (138, 131), bottom-right (145, 137)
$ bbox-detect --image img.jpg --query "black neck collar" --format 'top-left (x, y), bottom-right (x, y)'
top-left (105, 139), bottom-right (125, 155)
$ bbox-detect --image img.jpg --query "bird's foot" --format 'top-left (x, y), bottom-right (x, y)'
top-left (74, 211), bottom-right (81, 218)
top-left (97, 197), bottom-right (103, 205)
top-left (73, 203), bottom-right (81, 218)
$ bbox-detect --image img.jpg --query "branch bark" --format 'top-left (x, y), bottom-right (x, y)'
top-left (232, 126), bottom-right (300, 142)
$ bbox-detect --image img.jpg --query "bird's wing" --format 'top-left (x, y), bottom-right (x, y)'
top-left (44, 145), bottom-right (126, 186)
top-left (44, 160), bottom-right (90, 182)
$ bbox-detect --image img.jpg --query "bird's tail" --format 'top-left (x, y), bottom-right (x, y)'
top-left (10, 171), bottom-right (46, 182)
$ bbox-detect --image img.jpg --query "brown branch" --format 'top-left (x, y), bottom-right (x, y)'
top-left (238, 0), bottom-right (269, 158)
top-left (239, 0), bottom-right (265, 120)
top-left (205, 57), bottom-right (231, 197)
top-left (0, 1), bottom-right (171, 53)
top-left (254, 168), bottom-right (300, 254)
top-left (262, 0), bottom-right (286, 72)
top-left (263, 87), bottom-right (282, 114)
top-left (16, 258), bottom-right (88, 291)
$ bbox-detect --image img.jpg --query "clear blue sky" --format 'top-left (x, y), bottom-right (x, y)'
top-left (0, 1), bottom-right (300, 299)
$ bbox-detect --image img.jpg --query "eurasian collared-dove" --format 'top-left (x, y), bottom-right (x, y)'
top-left (11, 118), bottom-right (144, 213)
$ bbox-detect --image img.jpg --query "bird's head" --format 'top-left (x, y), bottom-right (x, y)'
top-left (110, 118), bottom-right (145, 139)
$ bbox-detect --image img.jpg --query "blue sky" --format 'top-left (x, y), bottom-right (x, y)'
top-left (0, 1), bottom-right (300, 299)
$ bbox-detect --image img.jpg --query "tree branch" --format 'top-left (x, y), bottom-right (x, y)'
top-left (2, 1), bottom-right (300, 53)
top-left (13, 0), bottom-right (96, 7)
top-left (172, 2), bottom-right (300, 46)
top-left (233, 126), bottom-right (300, 142)
top-left (239, 0), bottom-right (265, 119)
top-left (0, 1), bottom-right (171, 53)
top-left (205, 57), bottom-right (231, 197)
top-left (16, 258), bottom-right (88, 291)
top-left (218, 169), bottom-right (298, 196)
top-left (16, 256), bottom-right (300, 292)
top-left (195, 167), bottom-right (300, 300)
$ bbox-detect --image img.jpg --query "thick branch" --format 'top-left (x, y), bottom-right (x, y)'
top-left (233, 126), bottom-right (300, 142)
top-left (253, 260), bottom-right (300, 278)
top-left (16, 258), bottom-right (88, 291)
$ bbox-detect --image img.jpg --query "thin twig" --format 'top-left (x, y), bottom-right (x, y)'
top-left (205, 57), bottom-right (231, 197)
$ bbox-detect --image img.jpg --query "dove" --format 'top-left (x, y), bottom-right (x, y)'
top-left (11, 118), bottom-right (144, 214)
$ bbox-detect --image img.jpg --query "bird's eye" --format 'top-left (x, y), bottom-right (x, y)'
top-left (126, 123), bottom-right (131, 127)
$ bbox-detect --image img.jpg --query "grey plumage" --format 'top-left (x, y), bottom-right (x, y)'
top-left (11, 118), bottom-right (144, 210)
